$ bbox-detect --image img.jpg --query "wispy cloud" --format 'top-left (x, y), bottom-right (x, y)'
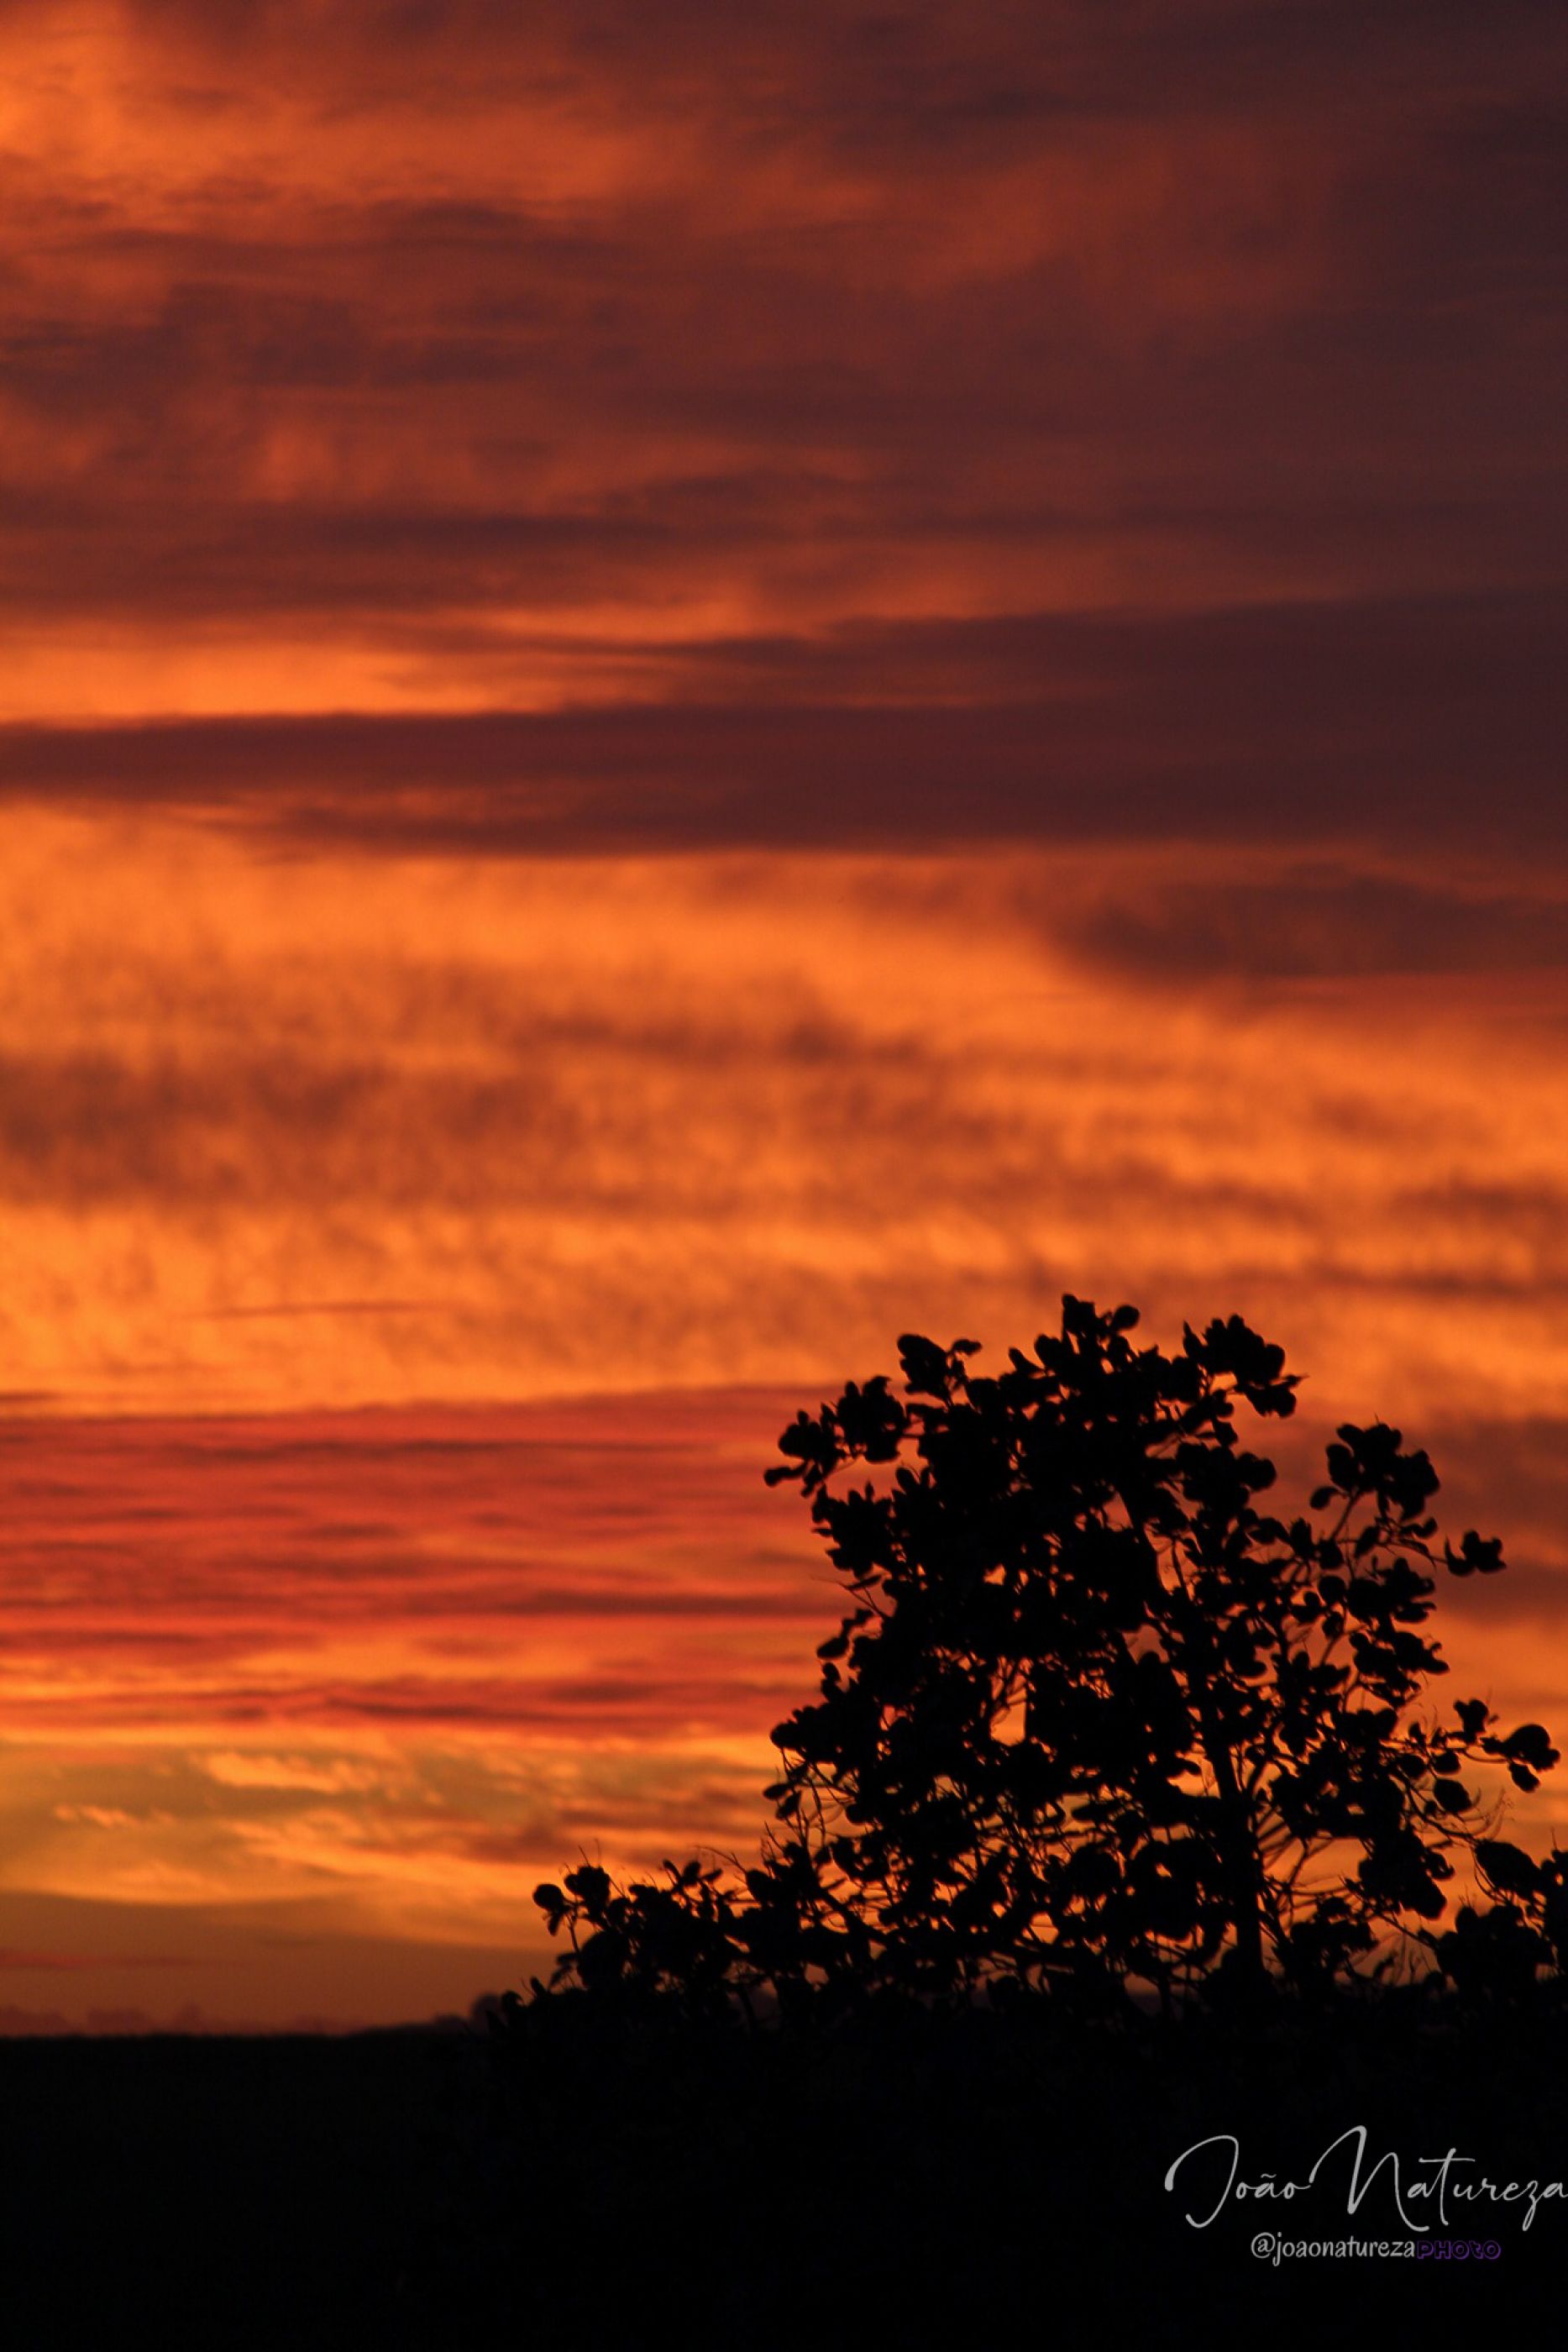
top-left (3, 826), bottom-right (1566, 1418)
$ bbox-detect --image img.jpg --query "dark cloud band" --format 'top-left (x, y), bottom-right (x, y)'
top-left (3, 591), bottom-right (1562, 855)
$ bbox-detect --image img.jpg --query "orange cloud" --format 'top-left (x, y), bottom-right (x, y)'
top-left (0, 2), bottom-right (1559, 717)
top-left (3, 819), bottom-right (1565, 1421)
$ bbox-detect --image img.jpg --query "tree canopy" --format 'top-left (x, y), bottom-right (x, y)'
top-left (529, 1299), bottom-right (1564, 2019)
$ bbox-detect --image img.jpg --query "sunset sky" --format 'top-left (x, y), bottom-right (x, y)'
top-left (2, 0), bottom-right (1565, 2028)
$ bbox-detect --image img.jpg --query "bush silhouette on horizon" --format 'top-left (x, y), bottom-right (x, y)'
top-left (521, 1298), bottom-right (1567, 2028)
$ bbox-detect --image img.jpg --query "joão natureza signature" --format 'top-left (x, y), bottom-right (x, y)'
top-left (1165, 2128), bottom-right (1566, 2234)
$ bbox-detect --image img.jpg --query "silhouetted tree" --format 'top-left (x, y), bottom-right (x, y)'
top-left (530, 1299), bottom-right (1558, 2016)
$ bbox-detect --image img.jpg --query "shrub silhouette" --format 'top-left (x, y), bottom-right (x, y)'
top-left (528, 1299), bottom-right (1560, 2018)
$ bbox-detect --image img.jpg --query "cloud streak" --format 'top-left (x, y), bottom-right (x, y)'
top-left (3, 826), bottom-right (1567, 1422)
top-left (2, 591), bottom-right (1565, 858)
top-left (0, 1383), bottom-right (1563, 2026)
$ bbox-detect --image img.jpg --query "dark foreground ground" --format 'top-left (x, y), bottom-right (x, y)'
top-left (3, 2003), bottom-right (1567, 2346)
